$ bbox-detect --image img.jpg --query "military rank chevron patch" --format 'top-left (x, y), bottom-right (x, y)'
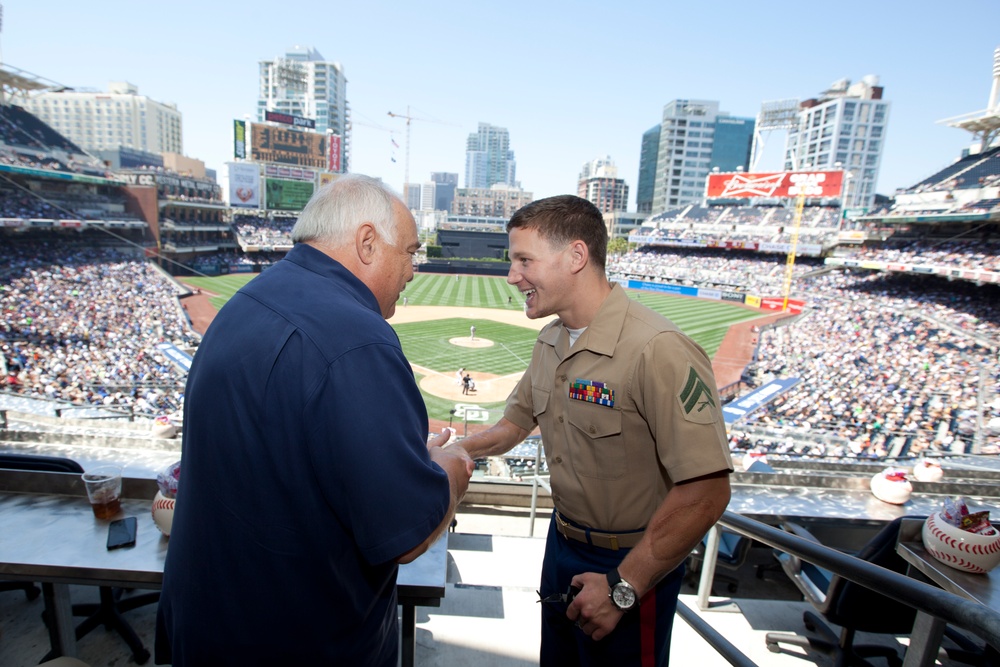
top-left (678, 366), bottom-right (717, 423)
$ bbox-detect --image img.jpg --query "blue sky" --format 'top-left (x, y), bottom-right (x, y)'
top-left (4, 1), bottom-right (998, 207)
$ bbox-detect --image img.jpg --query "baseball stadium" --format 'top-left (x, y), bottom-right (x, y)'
top-left (2, 49), bottom-right (1000, 667)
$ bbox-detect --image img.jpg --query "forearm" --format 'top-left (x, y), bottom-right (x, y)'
top-left (397, 445), bottom-right (474, 564)
top-left (618, 472), bottom-right (731, 596)
top-left (455, 417), bottom-right (530, 459)
top-left (397, 465), bottom-right (466, 563)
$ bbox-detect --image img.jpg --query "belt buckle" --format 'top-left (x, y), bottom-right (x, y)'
top-left (609, 535), bottom-right (619, 551)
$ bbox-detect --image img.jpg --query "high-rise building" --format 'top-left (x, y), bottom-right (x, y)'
top-left (24, 81), bottom-right (183, 156)
top-left (649, 100), bottom-right (755, 212)
top-left (636, 125), bottom-right (660, 214)
top-left (404, 183), bottom-right (437, 211)
top-left (452, 184), bottom-right (532, 218)
top-left (465, 123), bottom-right (516, 189)
top-left (782, 76), bottom-right (889, 208)
top-left (258, 46), bottom-right (350, 172)
top-left (404, 183), bottom-right (422, 210)
top-left (578, 157), bottom-right (629, 213)
top-left (431, 172), bottom-right (458, 211)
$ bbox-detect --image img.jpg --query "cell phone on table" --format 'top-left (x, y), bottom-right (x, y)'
top-left (107, 516), bottom-right (137, 550)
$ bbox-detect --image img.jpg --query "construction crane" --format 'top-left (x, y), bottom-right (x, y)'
top-left (386, 106), bottom-right (458, 192)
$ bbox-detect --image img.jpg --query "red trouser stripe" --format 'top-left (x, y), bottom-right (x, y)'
top-left (640, 590), bottom-right (657, 667)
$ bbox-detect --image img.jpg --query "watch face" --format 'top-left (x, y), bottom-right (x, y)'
top-left (612, 584), bottom-right (636, 609)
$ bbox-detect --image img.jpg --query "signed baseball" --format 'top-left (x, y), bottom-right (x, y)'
top-left (152, 490), bottom-right (176, 537)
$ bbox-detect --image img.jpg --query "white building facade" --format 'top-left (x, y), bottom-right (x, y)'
top-left (651, 100), bottom-right (755, 211)
top-left (784, 76), bottom-right (889, 208)
top-left (24, 81), bottom-right (182, 155)
top-left (257, 46), bottom-right (350, 172)
top-left (578, 156), bottom-right (629, 213)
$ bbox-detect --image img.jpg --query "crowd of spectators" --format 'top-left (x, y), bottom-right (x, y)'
top-left (843, 239), bottom-right (1000, 272)
top-left (0, 239), bottom-right (197, 417)
top-left (0, 185), bottom-right (139, 222)
top-left (740, 271), bottom-right (999, 457)
top-left (161, 231), bottom-right (236, 249)
top-left (0, 105), bottom-right (109, 178)
top-left (161, 209), bottom-right (226, 225)
top-left (608, 247), bottom-right (823, 293)
top-left (0, 186), bottom-right (73, 219)
top-left (232, 213), bottom-right (296, 246)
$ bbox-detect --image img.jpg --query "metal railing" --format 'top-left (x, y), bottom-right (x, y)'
top-left (523, 458), bottom-right (1000, 663)
top-left (681, 511), bottom-right (1000, 665)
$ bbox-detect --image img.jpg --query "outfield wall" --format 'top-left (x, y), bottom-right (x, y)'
top-left (622, 279), bottom-right (805, 314)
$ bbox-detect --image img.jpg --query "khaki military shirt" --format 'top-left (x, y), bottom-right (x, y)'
top-left (505, 283), bottom-right (732, 531)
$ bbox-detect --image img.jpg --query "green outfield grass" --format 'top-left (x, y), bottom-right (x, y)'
top-left (181, 274), bottom-right (255, 311)
top-left (179, 272), bottom-right (761, 422)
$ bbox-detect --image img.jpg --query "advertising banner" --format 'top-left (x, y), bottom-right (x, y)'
top-left (265, 177), bottom-right (315, 211)
top-left (228, 163), bottom-right (261, 209)
top-left (721, 290), bottom-right (745, 303)
top-left (233, 120), bottom-right (247, 159)
top-left (264, 110), bottom-right (316, 129)
top-left (264, 164), bottom-right (316, 182)
top-left (328, 134), bottom-right (342, 172)
top-left (698, 288), bottom-right (722, 300)
top-left (706, 171), bottom-right (844, 199)
top-left (722, 377), bottom-right (800, 425)
top-left (626, 280), bottom-right (699, 297)
top-left (759, 296), bottom-right (806, 314)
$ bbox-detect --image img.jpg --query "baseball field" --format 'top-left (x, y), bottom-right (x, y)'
top-left (181, 272), bottom-right (764, 426)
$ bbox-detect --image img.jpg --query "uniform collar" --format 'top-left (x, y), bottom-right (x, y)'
top-left (538, 282), bottom-right (627, 357)
top-left (283, 243), bottom-right (382, 315)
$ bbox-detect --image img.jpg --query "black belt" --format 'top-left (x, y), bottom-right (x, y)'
top-left (554, 511), bottom-right (644, 551)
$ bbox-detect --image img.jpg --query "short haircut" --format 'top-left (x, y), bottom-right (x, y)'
top-left (506, 195), bottom-right (608, 270)
top-left (291, 174), bottom-right (403, 247)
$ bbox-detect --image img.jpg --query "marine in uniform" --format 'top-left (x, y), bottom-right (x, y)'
top-left (459, 195), bottom-right (732, 666)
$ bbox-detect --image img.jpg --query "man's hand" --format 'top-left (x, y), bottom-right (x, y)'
top-left (428, 429), bottom-right (475, 480)
top-left (565, 571), bottom-right (624, 641)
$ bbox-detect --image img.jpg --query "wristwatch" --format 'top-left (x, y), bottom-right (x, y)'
top-left (606, 567), bottom-right (638, 612)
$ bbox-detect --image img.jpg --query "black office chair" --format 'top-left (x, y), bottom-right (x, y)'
top-left (685, 528), bottom-right (753, 594)
top-left (0, 453), bottom-right (155, 664)
top-left (765, 517), bottom-right (919, 667)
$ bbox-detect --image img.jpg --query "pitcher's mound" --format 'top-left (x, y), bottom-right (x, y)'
top-left (450, 337), bottom-right (495, 348)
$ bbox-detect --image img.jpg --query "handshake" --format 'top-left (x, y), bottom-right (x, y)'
top-left (427, 427), bottom-right (476, 487)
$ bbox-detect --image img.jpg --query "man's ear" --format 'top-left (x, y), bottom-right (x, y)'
top-left (356, 222), bottom-right (378, 265)
top-left (567, 239), bottom-right (589, 274)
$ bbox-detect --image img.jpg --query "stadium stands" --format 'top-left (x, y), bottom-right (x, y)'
top-left (0, 240), bottom-right (195, 417)
top-left (904, 146), bottom-right (1000, 193)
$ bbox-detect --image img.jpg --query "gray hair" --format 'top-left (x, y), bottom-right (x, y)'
top-left (291, 174), bottom-right (403, 247)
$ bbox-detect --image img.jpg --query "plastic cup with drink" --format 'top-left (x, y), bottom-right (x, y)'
top-left (81, 465), bottom-right (123, 519)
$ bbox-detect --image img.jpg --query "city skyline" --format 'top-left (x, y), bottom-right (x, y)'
top-left (3, 1), bottom-right (997, 209)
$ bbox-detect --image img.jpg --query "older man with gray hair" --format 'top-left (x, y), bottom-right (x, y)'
top-left (156, 174), bottom-right (473, 666)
